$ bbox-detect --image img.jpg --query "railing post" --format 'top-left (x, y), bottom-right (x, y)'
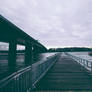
top-left (25, 43), bottom-right (33, 66)
top-left (8, 40), bottom-right (17, 72)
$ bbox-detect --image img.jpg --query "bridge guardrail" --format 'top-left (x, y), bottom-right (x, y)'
top-left (0, 66), bottom-right (32, 92)
top-left (65, 52), bottom-right (92, 72)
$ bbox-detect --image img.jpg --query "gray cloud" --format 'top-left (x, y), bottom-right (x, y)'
top-left (0, 0), bottom-right (92, 48)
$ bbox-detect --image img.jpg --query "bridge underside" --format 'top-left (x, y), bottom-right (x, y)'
top-left (34, 54), bottom-right (92, 91)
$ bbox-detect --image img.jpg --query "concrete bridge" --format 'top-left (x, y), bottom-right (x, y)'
top-left (0, 15), bottom-right (92, 92)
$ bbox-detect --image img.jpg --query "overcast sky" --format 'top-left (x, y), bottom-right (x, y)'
top-left (0, 0), bottom-right (92, 48)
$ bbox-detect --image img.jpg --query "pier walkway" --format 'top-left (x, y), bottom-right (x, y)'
top-left (34, 54), bottom-right (92, 91)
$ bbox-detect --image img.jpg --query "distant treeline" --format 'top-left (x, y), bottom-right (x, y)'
top-left (48, 47), bottom-right (92, 52)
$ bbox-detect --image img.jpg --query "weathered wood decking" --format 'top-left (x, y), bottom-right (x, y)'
top-left (34, 54), bottom-right (92, 91)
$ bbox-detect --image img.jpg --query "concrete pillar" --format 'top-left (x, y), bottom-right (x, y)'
top-left (8, 40), bottom-right (17, 72)
top-left (33, 45), bottom-right (37, 55)
top-left (25, 43), bottom-right (32, 65)
top-left (38, 47), bottom-right (41, 53)
top-left (32, 45), bottom-right (38, 62)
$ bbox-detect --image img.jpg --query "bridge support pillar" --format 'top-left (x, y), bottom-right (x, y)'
top-left (33, 45), bottom-right (37, 54)
top-left (25, 43), bottom-right (33, 65)
top-left (33, 45), bottom-right (39, 61)
top-left (8, 40), bottom-right (17, 72)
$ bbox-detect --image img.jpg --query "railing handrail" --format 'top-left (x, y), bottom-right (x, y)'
top-left (69, 54), bottom-right (91, 63)
top-left (0, 65), bottom-right (31, 88)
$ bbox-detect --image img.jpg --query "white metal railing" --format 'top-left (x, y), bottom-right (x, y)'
top-left (65, 52), bottom-right (92, 72)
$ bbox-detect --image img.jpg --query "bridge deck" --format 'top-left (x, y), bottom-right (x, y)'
top-left (34, 54), bottom-right (92, 91)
